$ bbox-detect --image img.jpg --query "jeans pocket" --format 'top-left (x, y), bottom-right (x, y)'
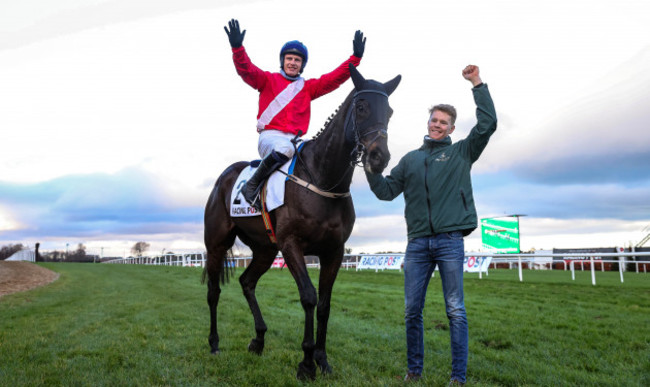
top-left (446, 231), bottom-right (464, 240)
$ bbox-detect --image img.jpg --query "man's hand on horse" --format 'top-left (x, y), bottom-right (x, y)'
top-left (224, 19), bottom-right (246, 48)
top-left (353, 30), bottom-right (366, 58)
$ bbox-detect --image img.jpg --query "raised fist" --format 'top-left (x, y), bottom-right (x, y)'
top-left (462, 65), bottom-right (482, 86)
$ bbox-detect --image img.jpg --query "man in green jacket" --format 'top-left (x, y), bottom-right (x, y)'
top-left (365, 65), bottom-right (497, 385)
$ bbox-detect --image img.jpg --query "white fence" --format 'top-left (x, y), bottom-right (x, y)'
top-left (104, 253), bottom-right (208, 267)
top-left (470, 252), bottom-right (650, 285)
top-left (102, 251), bottom-right (650, 286)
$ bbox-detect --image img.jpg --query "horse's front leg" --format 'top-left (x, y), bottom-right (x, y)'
top-left (313, 247), bottom-right (344, 374)
top-left (282, 243), bottom-right (318, 380)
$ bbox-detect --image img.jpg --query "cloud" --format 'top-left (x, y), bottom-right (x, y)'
top-left (482, 47), bottom-right (650, 186)
top-left (0, 0), bottom-right (262, 50)
top-left (473, 173), bottom-right (650, 221)
top-left (0, 167), bottom-right (204, 241)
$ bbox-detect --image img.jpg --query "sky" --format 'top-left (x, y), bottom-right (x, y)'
top-left (1, 0), bottom-right (649, 257)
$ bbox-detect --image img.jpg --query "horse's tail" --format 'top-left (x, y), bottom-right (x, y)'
top-left (201, 248), bottom-right (236, 286)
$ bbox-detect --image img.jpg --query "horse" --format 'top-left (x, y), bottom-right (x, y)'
top-left (203, 64), bottom-right (401, 380)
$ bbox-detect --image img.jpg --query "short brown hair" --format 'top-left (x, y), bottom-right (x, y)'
top-left (428, 104), bottom-right (457, 125)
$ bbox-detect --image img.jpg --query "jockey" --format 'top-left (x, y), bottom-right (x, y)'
top-left (224, 19), bottom-right (366, 210)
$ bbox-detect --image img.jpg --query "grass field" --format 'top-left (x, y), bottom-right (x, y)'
top-left (1, 263), bottom-right (648, 386)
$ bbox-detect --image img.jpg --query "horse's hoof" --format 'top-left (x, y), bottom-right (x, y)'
top-left (319, 363), bottom-right (332, 375)
top-left (296, 362), bottom-right (317, 381)
top-left (210, 349), bottom-right (220, 355)
top-left (314, 351), bottom-right (332, 374)
top-left (247, 338), bottom-right (264, 355)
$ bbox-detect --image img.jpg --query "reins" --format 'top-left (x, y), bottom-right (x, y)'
top-left (288, 88), bottom-right (389, 198)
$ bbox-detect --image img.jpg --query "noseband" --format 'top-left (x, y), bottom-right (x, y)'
top-left (344, 89), bottom-right (390, 166)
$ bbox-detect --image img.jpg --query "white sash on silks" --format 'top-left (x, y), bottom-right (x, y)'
top-left (256, 78), bottom-right (305, 132)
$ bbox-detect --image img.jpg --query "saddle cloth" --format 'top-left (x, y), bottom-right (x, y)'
top-left (230, 160), bottom-right (291, 217)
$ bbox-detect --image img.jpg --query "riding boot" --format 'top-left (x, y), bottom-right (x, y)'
top-left (243, 151), bottom-right (290, 211)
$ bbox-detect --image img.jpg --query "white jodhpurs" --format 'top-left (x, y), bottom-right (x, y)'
top-left (258, 130), bottom-right (297, 159)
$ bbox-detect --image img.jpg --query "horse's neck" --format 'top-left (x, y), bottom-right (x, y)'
top-left (301, 96), bottom-right (355, 191)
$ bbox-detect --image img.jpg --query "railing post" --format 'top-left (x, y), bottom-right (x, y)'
top-left (571, 261), bottom-right (575, 280)
top-left (590, 257), bottom-right (596, 286)
top-left (518, 256), bottom-right (523, 282)
top-left (619, 259), bottom-right (624, 283)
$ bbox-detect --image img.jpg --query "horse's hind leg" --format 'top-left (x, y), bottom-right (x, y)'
top-left (203, 161), bottom-right (247, 355)
top-left (204, 176), bottom-right (238, 355)
top-left (238, 247), bottom-right (277, 355)
top-left (204, 228), bottom-right (236, 355)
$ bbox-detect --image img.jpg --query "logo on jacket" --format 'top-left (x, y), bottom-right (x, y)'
top-left (435, 152), bottom-right (450, 162)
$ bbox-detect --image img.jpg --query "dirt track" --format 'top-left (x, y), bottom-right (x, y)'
top-left (0, 261), bottom-right (59, 298)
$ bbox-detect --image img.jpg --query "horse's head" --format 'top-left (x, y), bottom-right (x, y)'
top-left (347, 64), bottom-right (401, 174)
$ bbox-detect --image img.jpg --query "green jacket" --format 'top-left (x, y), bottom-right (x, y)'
top-left (365, 84), bottom-right (497, 239)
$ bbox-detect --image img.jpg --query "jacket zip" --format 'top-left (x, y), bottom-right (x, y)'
top-left (460, 189), bottom-right (468, 211)
top-left (424, 157), bottom-right (435, 234)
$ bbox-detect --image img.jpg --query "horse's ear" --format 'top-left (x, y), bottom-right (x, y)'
top-left (349, 63), bottom-right (365, 90)
top-left (384, 74), bottom-right (402, 96)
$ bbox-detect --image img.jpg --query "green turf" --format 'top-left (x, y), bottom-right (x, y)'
top-left (0, 263), bottom-right (648, 386)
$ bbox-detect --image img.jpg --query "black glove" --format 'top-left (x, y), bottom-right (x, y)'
top-left (224, 19), bottom-right (246, 48)
top-left (353, 30), bottom-right (366, 58)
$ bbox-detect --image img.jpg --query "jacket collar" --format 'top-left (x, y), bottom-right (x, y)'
top-left (420, 135), bottom-right (451, 150)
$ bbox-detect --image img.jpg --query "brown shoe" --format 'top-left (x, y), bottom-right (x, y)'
top-left (448, 379), bottom-right (465, 386)
top-left (404, 372), bottom-right (421, 382)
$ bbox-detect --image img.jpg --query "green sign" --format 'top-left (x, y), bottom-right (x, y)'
top-left (481, 217), bottom-right (520, 253)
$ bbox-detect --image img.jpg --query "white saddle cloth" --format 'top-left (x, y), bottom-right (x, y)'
top-left (230, 161), bottom-right (290, 217)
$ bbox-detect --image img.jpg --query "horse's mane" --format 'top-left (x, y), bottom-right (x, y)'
top-left (310, 89), bottom-right (356, 141)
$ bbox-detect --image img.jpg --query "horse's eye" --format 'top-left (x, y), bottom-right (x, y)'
top-left (356, 104), bottom-right (365, 113)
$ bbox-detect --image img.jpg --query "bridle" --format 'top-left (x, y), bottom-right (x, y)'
top-left (285, 87), bottom-right (390, 198)
top-left (345, 89), bottom-right (390, 166)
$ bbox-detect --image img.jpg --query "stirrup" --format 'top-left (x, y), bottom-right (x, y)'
top-left (249, 195), bottom-right (262, 211)
top-left (242, 185), bottom-right (262, 211)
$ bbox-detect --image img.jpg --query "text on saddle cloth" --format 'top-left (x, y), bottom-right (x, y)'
top-left (230, 159), bottom-right (293, 217)
top-left (230, 139), bottom-right (306, 217)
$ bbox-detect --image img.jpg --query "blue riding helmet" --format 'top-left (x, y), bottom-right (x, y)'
top-left (280, 40), bottom-right (308, 73)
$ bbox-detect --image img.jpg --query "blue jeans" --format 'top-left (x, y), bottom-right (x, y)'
top-left (404, 232), bottom-right (468, 383)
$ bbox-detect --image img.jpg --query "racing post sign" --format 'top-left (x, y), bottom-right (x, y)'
top-left (481, 216), bottom-right (521, 253)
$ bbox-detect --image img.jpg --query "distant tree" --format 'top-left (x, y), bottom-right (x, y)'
top-left (68, 243), bottom-right (87, 261)
top-left (0, 243), bottom-right (25, 260)
top-left (131, 242), bottom-right (150, 257)
top-left (345, 247), bottom-right (352, 254)
top-left (42, 250), bottom-right (65, 262)
top-left (40, 244), bottom-right (90, 262)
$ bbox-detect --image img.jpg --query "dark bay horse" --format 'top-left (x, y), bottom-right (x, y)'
top-left (203, 64), bottom-right (401, 380)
